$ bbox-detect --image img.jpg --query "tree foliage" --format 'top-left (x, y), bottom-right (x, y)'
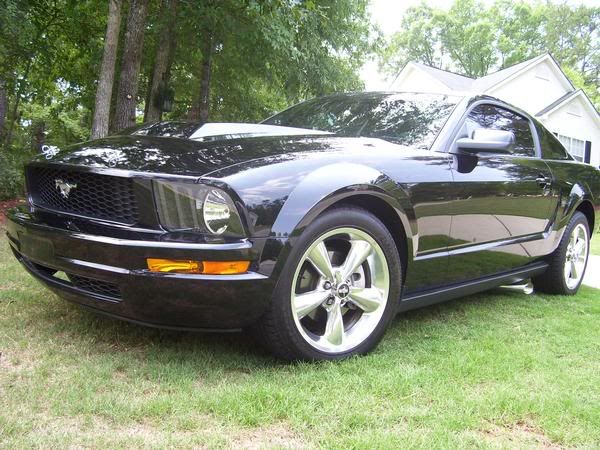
top-left (0, 0), bottom-right (107, 149)
top-left (381, 0), bottom-right (600, 107)
top-left (0, 0), bottom-right (377, 198)
top-left (0, 0), bottom-right (376, 152)
top-left (2, 0), bottom-right (597, 200)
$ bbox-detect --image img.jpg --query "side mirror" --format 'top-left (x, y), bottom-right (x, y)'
top-left (456, 128), bottom-right (515, 154)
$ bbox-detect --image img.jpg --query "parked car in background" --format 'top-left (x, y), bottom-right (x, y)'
top-left (6, 92), bottom-right (600, 360)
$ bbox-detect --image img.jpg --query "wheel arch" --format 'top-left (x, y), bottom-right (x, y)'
top-left (576, 199), bottom-right (595, 235)
top-left (555, 182), bottom-right (596, 235)
top-left (323, 195), bottom-right (409, 283)
top-left (268, 162), bottom-right (415, 280)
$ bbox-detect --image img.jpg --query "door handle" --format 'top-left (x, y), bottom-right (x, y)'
top-left (536, 174), bottom-right (552, 188)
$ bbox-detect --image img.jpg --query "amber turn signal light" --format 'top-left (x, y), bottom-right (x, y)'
top-left (146, 258), bottom-right (250, 275)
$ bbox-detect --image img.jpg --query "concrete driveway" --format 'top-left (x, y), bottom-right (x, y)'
top-left (583, 255), bottom-right (600, 289)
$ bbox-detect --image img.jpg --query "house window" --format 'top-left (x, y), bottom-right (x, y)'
top-left (557, 134), bottom-right (585, 161)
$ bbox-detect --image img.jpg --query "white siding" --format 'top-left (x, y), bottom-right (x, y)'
top-left (487, 60), bottom-right (571, 116)
top-left (540, 95), bottom-right (600, 168)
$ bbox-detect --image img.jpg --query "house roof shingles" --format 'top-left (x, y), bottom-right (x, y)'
top-left (409, 62), bottom-right (474, 91)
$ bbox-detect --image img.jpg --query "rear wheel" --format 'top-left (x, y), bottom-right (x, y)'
top-left (533, 211), bottom-right (590, 295)
top-left (255, 207), bottom-right (401, 360)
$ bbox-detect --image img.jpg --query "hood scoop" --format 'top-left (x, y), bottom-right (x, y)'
top-left (189, 123), bottom-right (330, 142)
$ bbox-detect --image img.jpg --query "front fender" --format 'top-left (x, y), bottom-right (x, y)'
top-left (264, 163), bottom-right (414, 280)
top-left (271, 163), bottom-right (412, 239)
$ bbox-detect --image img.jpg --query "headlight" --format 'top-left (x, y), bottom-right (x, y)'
top-left (203, 190), bottom-right (230, 234)
top-left (153, 180), bottom-right (244, 237)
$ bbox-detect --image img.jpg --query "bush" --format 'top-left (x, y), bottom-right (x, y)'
top-left (0, 151), bottom-right (29, 201)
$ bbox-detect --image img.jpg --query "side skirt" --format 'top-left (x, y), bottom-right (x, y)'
top-left (397, 262), bottom-right (548, 313)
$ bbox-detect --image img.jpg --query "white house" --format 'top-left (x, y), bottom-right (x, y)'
top-left (389, 54), bottom-right (600, 168)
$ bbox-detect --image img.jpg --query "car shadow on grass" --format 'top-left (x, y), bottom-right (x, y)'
top-left (40, 287), bottom-right (535, 370)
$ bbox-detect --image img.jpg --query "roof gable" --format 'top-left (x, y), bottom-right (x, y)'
top-left (537, 89), bottom-right (600, 121)
top-left (481, 54), bottom-right (574, 94)
top-left (395, 54), bottom-right (575, 96)
top-left (536, 90), bottom-right (579, 116)
top-left (471, 54), bottom-right (546, 91)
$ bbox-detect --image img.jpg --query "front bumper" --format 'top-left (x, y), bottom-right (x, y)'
top-left (6, 206), bottom-right (280, 330)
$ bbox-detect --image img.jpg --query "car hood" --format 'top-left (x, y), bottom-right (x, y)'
top-left (35, 134), bottom-right (428, 178)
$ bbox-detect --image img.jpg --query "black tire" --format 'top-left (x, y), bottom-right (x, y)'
top-left (253, 206), bottom-right (402, 361)
top-left (533, 211), bottom-right (590, 295)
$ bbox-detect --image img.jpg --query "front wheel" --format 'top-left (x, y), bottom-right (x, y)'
top-left (533, 211), bottom-right (590, 295)
top-left (254, 207), bottom-right (402, 361)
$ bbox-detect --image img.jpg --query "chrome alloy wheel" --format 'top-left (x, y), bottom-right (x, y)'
top-left (290, 227), bottom-right (390, 354)
top-left (564, 223), bottom-right (588, 290)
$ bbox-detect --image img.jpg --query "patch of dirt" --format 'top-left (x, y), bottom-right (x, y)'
top-left (28, 415), bottom-right (195, 447)
top-left (15, 413), bottom-right (308, 449)
top-left (0, 198), bottom-right (25, 225)
top-left (481, 420), bottom-right (565, 449)
top-left (0, 348), bottom-right (39, 374)
top-left (230, 422), bottom-right (308, 450)
top-left (0, 281), bottom-right (26, 292)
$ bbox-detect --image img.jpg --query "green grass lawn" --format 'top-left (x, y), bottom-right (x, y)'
top-left (1, 235), bottom-right (600, 449)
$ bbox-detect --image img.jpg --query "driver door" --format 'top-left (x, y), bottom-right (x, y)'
top-left (446, 103), bottom-right (557, 283)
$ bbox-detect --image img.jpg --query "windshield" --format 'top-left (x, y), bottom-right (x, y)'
top-left (263, 92), bottom-right (459, 149)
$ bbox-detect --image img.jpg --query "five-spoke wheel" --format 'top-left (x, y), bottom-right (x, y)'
top-left (291, 227), bottom-right (390, 353)
top-left (254, 207), bottom-right (401, 360)
top-left (563, 223), bottom-right (588, 290)
top-left (533, 211), bottom-right (590, 295)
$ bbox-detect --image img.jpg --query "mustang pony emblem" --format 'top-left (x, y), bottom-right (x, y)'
top-left (55, 179), bottom-right (77, 198)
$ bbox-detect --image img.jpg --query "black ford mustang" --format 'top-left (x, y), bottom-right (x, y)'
top-left (6, 92), bottom-right (600, 360)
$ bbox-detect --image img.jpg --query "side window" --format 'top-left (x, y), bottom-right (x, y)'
top-left (535, 124), bottom-right (572, 160)
top-left (466, 104), bottom-right (536, 157)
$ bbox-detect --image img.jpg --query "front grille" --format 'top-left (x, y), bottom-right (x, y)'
top-left (27, 166), bottom-right (139, 225)
top-left (67, 274), bottom-right (122, 299)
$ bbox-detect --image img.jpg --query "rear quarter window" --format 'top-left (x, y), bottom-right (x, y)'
top-left (536, 124), bottom-right (572, 160)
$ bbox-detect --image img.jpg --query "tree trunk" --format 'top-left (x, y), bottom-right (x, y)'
top-left (198, 32), bottom-right (214, 123)
top-left (145, 0), bottom-right (178, 123)
top-left (31, 120), bottom-right (45, 152)
top-left (188, 31), bottom-right (214, 122)
top-left (113, 0), bottom-right (150, 132)
top-left (91, 0), bottom-right (123, 140)
top-left (0, 79), bottom-right (7, 143)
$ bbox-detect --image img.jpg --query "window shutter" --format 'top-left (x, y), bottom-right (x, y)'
top-left (584, 141), bottom-right (591, 164)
